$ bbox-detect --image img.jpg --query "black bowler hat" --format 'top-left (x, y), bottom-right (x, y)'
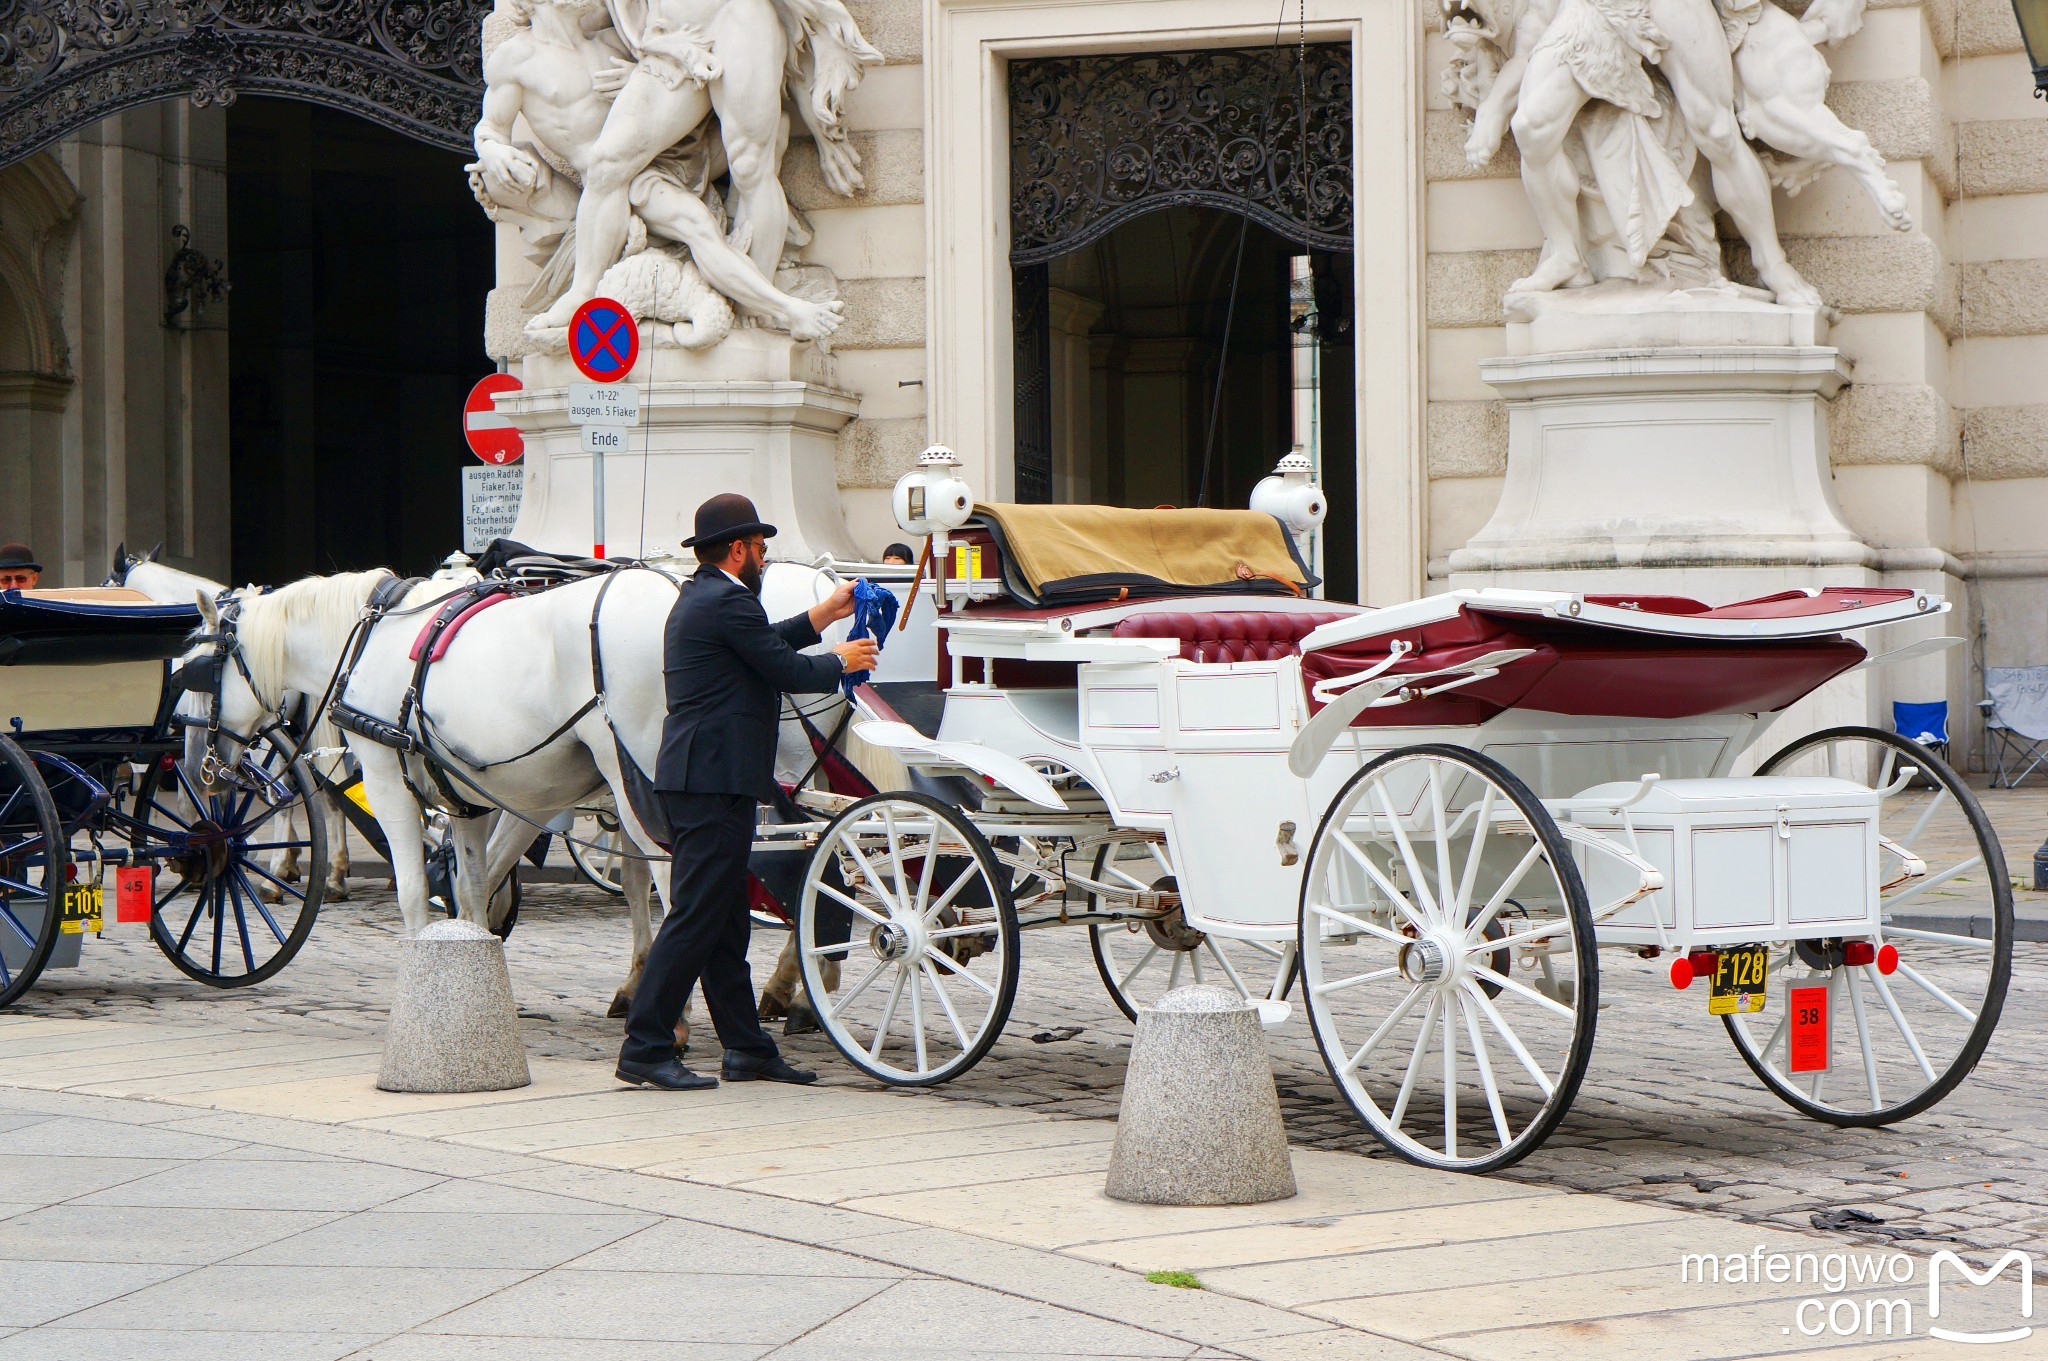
top-left (0, 544), bottom-right (40, 572)
top-left (681, 493), bottom-right (777, 548)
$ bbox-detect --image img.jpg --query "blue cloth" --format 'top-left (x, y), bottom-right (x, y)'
top-left (1892, 699), bottom-right (1949, 747)
top-left (840, 578), bottom-right (898, 695)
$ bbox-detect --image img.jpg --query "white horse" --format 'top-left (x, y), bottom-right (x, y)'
top-left (109, 547), bottom-right (357, 901)
top-left (180, 561), bottom-right (852, 1033)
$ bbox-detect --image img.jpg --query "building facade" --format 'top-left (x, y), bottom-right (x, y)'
top-left (0, 0), bottom-right (2043, 758)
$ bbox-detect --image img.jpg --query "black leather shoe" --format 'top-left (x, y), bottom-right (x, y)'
top-left (615, 1056), bottom-right (717, 1090)
top-left (721, 1050), bottom-right (818, 1084)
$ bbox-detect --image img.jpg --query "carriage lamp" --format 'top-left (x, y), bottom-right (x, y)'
top-left (2015, 0), bottom-right (2048, 96)
top-left (1250, 447), bottom-right (1329, 544)
top-left (893, 444), bottom-right (975, 536)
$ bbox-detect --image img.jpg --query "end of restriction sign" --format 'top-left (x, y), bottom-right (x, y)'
top-left (581, 425), bottom-right (629, 453)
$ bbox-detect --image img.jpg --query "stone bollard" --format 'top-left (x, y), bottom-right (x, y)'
top-left (1105, 984), bottom-right (1296, 1206)
top-left (378, 919), bottom-right (531, 1094)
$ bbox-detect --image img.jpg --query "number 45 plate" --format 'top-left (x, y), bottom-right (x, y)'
top-left (1708, 944), bottom-right (1769, 1016)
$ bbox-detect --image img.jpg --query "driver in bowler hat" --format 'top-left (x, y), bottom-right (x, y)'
top-left (617, 494), bottom-right (880, 1090)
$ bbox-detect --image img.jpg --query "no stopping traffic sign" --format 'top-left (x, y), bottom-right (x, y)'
top-left (568, 297), bottom-right (640, 382)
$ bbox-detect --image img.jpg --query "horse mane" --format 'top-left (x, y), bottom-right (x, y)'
top-left (231, 569), bottom-right (390, 704)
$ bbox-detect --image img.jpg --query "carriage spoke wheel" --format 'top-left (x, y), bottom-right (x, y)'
top-left (568, 807), bottom-right (627, 897)
top-left (1729, 727), bottom-right (2012, 1125)
top-left (1298, 744), bottom-right (1597, 1173)
top-left (1088, 839), bottom-right (1297, 1020)
top-left (133, 734), bottom-right (325, 987)
top-left (0, 736), bottom-right (65, 1009)
top-left (797, 793), bottom-right (1020, 1086)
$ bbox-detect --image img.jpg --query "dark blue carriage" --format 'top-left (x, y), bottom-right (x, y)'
top-left (0, 588), bottom-right (326, 1006)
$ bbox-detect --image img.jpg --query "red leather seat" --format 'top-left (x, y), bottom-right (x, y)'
top-left (1111, 610), bottom-right (1358, 665)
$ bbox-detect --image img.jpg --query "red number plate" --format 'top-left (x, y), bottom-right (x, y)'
top-left (1788, 983), bottom-right (1830, 1073)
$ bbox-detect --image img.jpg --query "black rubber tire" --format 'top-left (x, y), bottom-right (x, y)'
top-left (0, 735), bottom-right (66, 1010)
top-left (1728, 726), bottom-right (2012, 1126)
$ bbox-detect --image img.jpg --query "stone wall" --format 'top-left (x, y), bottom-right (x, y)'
top-left (816, 0), bottom-right (928, 557)
top-left (2, 107), bottom-right (232, 586)
top-left (1420, 0), bottom-right (2048, 759)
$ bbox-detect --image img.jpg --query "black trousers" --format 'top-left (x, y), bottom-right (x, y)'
top-left (620, 791), bottom-right (776, 1066)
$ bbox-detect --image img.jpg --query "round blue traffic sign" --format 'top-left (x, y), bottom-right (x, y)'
top-left (568, 297), bottom-right (640, 382)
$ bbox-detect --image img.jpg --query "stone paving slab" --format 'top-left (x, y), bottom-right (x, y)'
top-left (1, 1016), bottom-right (2029, 1357)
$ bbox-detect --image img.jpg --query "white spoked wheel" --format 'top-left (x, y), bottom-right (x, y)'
top-left (567, 808), bottom-right (627, 897)
top-left (1087, 838), bottom-right (1296, 1020)
top-left (797, 792), bottom-right (1020, 1086)
top-left (1729, 727), bottom-right (2013, 1125)
top-left (1298, 744), bottom-right (1597, 1173)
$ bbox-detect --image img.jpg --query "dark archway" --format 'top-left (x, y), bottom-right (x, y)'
top-left (0, 0), bottom-right (486, 171)
top-left (1008, 44), bottom-right (1356, 596)
top-left (226, 98), bottom-right (493, 582)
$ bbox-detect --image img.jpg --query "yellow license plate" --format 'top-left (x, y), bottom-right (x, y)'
top-left (60, 883), bottom-right (103, 935)
top-left (1708, 944), bottom-right (1769, 1015)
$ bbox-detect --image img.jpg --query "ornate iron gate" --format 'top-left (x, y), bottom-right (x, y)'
top-left (0, 0), bottom-right (488, 168)
top-left (1008, 43), bottom-right (1353, 502)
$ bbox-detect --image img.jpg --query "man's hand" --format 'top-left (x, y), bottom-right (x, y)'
top-left (808, 579), bottom-right (857, 632)
top-left (591, 55), bottom-right (637, 96)
top-left (832, 638), bottom-right (880, 674)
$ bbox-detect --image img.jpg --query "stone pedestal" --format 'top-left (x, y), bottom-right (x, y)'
top-left (1105, 985), bottom-right (1296, 1207)
top-left (378, 919), bottom-right (531, 1094)
top-left (1449, 290), bottom-right (1867, 581)
top-left (500, 330), bottom-right (861, 561)
top-left (1444, 286), bottom-right (1961, 751)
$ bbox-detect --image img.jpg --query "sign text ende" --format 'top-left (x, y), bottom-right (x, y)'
top-left (581, 425), bottom-right (629, 454)
top-left (567, 383), bottom-right (640, 426)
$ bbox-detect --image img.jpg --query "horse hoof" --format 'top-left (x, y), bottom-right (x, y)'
top-left (326, 883), bottom-right (350, 902)
top-left (758, 998), bottom-right (789, 1021)
top-left (783, 1006), bottom-right (820, 1037)
top-left (607, 991), bottom-right (632, 1019)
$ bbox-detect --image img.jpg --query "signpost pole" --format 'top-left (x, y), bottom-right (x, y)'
top-left (566, 296), bottom-right (641, 562)
top-left (593, 445), bottom-right (607, 560)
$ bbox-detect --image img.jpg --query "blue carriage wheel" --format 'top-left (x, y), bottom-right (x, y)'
top-left (0, 735), bottom-right (66, 1009)
top-left (130, 732), bottom-right (325, 987)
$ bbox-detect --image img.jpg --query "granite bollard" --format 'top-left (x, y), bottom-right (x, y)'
top-left (1105, 984), bottom-right (1296, 1205)
top-left (378, 918), bottom-right (531, 1093)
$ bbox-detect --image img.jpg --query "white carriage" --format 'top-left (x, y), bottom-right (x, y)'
top-left (782, 459), bottom-right (2012, 1172)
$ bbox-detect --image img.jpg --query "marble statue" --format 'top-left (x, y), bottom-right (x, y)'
top-left (1443, 0), bottom-right (1908, 310)
top-left (470, 0), bottom-right (879, 351)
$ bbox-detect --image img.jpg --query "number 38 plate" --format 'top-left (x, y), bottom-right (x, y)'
top-left (1708, 944), bottom-right (1769, 1016)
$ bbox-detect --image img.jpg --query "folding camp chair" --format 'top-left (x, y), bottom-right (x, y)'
top-left (1892, 700), bottom-right (1950, 786)
top-left (1981, 666), bottom-right (2048, 788)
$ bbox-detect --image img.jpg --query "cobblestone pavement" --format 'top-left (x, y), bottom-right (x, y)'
top-left (14, 788), bottom-right (2048, 1269)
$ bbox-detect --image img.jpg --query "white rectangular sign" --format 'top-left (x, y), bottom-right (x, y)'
top-left (580, 424), bottom-right (630, 454)
top-left (567, 383), bottom-right (640, 426)
top-left (461, 464), bottom-right (524, 553)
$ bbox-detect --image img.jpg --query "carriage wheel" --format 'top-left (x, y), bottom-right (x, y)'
top-left (133, 734), bottom-right (324, 986)
top-left (1728, 727), bottom-right (2012, 1125)
top-left (568, 808), bottom-right (627, 897)
top-left (1298, 744), bottom-right (1597, 1173)
top-left (1087, 838), bottom-right (1297, 1020)
top-left (0, 736), bottom-right (65, 1010)
top-left (797, 792), bottom-right (1020, 1085)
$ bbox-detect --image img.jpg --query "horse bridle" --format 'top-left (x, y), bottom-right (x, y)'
top-left (168, 591), bottom-right (294, 802)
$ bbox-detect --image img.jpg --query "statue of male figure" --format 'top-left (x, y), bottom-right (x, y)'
top-left (530, 0), bottom-right (871, 333)
top-left (474, 0), bottom-right (843, 340)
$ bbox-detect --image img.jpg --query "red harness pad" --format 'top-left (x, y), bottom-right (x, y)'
top-left (408, 592), bottom-right (513, 663)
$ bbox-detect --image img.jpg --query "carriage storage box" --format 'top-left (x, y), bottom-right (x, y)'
top-left (1568, 776), bottom-right (1884, 948)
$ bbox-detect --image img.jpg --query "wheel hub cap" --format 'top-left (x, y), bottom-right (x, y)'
top-left (870, 920), bottom-right (912, 962)
top-left (1398, 936), bottom-right (1447, 984)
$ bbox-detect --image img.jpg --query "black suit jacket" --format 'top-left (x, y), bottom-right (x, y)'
top-left (653, 565), bottom-right (843, 799)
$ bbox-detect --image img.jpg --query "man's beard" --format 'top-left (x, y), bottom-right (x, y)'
top-left (737, 557), bottom-right (764, 595)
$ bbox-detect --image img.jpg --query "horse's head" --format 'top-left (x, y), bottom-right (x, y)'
top-left (170, 587), bottom-right (286, 793)
top-left (104, 540), bottom-right (165, 587)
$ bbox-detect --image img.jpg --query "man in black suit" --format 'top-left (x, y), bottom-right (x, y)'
top-left (617, 494), bottom-right (880, 1091)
